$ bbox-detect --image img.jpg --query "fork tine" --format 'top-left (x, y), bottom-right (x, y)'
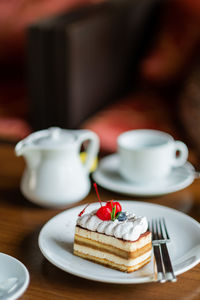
top-left (162, 218), bottom-right (170, 240)
top-left (155, 219), bottom-right (161, 239)
top-left (159, 218), bottom-right (165, 240)
top-left (152, 219), bottom-right (158, 240)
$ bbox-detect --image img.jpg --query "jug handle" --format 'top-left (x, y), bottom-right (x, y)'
top-left (75, 130), bottom-right (99, 173)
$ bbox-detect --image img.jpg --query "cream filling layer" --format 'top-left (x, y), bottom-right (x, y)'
top-left (74, 244), bottom-right (152, 267)
top-left (75, 227), bottom-right (151, 251)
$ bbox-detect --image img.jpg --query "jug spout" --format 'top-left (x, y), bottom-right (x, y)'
top-left (15, 140), bottom-right (41, 169)
top-left (15, 140), bottom-right (26, 157)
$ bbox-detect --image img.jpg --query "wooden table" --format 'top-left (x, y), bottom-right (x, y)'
top-left (1, 143), bottom-right (200, 300)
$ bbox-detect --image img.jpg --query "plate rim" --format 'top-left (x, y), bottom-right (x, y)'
top-left (38, 201), bottom-right (200, 284)
top-left (92, 154), bottom-right (195, 196)
top-left (0, 252), bottom-right (30, 300)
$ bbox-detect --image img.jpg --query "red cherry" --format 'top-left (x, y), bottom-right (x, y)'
top-left (96, 206), bottom-right (111, 221)
top-left (106, 201), bottom-right (122, 215)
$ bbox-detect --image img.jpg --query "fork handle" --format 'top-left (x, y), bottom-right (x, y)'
top-left (160, 243), bottom-right (177, 282)
top-left (153, 245), bottom-right (166, 283)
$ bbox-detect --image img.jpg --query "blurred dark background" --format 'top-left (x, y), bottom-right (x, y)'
top-left (0, 0), bottom-right (200, 155)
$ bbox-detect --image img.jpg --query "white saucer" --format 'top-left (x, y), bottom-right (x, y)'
top-left (0, 253), bottom-right (29, 300)
top-left (38, 201), bottom-right (200, 284)
top-left (92, 154), bottom-right (195, 196)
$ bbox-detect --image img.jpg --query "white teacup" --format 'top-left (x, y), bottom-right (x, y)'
top-left (117, 129), bottom-right (188, 183)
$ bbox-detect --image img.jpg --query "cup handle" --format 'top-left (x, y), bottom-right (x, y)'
top-left (172, 141), bottom-right (188, 167)
top-left (75, 130), bottom-right (100, 173)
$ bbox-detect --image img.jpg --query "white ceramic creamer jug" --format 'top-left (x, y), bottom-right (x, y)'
top-left (15, 127), bottom-right (99, 207)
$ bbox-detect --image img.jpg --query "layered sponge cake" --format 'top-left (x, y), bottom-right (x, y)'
top-left (74, 201), bottom-right (152, 272)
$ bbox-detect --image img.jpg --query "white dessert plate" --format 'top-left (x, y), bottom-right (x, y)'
top-left (0, 253), bottom-right (29, 300)
top-left (38, 201), bottom-right (200, 284)
top-left (92, 154), bottom-right (195, 196)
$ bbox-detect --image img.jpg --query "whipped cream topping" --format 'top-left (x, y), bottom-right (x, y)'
top-left (77, 210), bottom-right (148, 241)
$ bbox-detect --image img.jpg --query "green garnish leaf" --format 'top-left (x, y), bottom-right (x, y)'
top-left (116, 211), bottom-right (120, 219)
top-left (111, 205), bottom-right (116, 221)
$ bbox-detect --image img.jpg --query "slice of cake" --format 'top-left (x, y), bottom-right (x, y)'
top-left (74, 200), bottom-right (152, 273)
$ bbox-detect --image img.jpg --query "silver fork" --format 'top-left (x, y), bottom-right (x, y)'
top-left (149, 218), bottom-right (177, 282)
